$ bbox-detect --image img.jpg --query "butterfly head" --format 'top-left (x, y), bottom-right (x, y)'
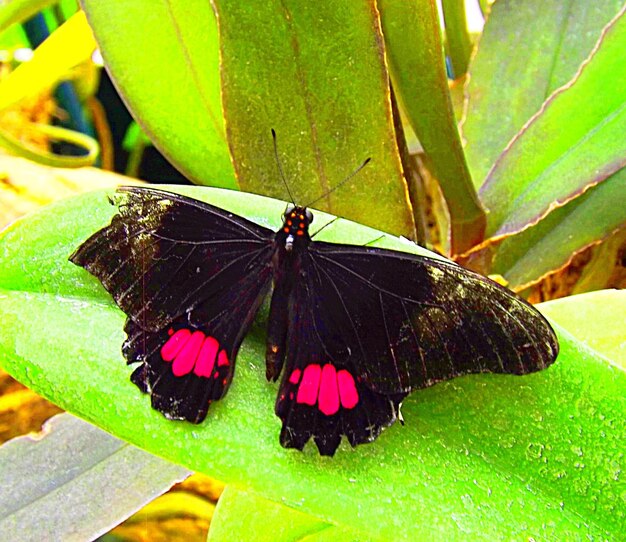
top-left (280, 204), bottom-right (313, 252)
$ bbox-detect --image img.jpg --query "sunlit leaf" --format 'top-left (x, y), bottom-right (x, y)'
top-left (208, 487), bottom-right (368, 542)
top-left (0, 11), bottom-right (96, 111)
top-left (479, 7), bottom-right (626, 238)
top-left (81, 0), bottom-right (236, 188)
top-left (0, 413), bottom-right (190, 540)
top-left (540, 289), bottom-right (626, 369)
top-left (214, 0), bottom-right (414, 238)
top-left (463, 0), bottom-right (624, 186)
top-left (0, 189), bottom-right (624, 539)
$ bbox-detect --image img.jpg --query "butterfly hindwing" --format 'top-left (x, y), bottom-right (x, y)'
top-left (306, 241), bottom-right (559, 395)
top-left (71, 187), bottom-right (275, 421)
top-left (271, 260), bottom-right (406, 455)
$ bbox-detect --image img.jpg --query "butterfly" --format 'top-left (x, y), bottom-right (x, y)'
top-left (70, 186), bottom-right (559, 456)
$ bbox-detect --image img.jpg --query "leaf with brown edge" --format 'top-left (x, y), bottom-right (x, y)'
top-left (462, 166), bottom-right (626, 291)
top-left (493, 167), bottom-right (626, 291)
top-left (479, 6), bottom-right (626, 240)
top-left (214, 0), bottom-right (415, 239)
top-left (463, 0), bottom-right (625, 187)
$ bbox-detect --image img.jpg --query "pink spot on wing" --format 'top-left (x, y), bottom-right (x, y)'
top-left (318, 364), bottom-right (340, 416)
top-left (213, 371), bottom-right (219, 379)
top-left (168, 328), bottom-right (174, 336)
top-left (337, 369), bottom-right (359, 409)
top-left (288, 369), bottom-right (301, 384)
top-left (217, 350), bottom-right (229, 367)
top-left (172, 331), bottom-right (204, 376)
top-left (194, 336), bottom-right (218, 377)
top-left (161, 329), bottom-right (191, 362)
top-left (296, 364), bottom-right (321, 406)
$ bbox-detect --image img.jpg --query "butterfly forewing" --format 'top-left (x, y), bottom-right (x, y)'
top-left (71, 187), bottom-right (275, 421)
top-left (71, 187), bottom-right (274, 330)
top-left (305, 242), bottom-right (559, 395)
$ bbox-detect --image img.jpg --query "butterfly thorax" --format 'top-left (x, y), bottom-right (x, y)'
top-left (276, 205), bottom-right (313, 253)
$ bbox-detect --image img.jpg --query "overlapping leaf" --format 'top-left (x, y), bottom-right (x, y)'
top-left (80, 0), bottom-right (235, 188)
top-left (463, 0), bottom-right (625, 187)
top-left (490, 166), bottom-right (626, 289)
top-left (0, 413), bottom-right (190, 541)
top-left (214, 0), bottom-right (413, 237)
top-left (479, 6), bottom-right (626, 239)
top-left (380, 0), bottom-right (484, 254)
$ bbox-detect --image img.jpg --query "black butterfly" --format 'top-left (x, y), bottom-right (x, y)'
top-left (70, 186), bottom-right (558, 456)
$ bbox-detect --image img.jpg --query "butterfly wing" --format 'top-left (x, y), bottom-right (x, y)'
top-left (71, 187), bottom-right (275, 422)
top-left (274, 241), bottom-right (558, 455)
top-left (311, 242), bottom-right (559, 392)
top-left (273, 265), bottom-right (406, 455)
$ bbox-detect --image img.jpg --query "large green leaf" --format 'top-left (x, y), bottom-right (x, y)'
top-left (379, 0), bottom-right (485, 254)
top-left (0, 413), bottom-right (190, 540)
top-left (479, 6), bottom-right (626, 238)
top-left (214, 0), bottom-right (414, 238)
top-left (80, 0), bottom-right (236, 188)
top-left (0, 189), bottom-right (624, 540)
top-left (463, 0), bottom-right (625, 186)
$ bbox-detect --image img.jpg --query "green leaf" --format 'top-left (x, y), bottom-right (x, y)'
top-left (208, 487), bottom-right (370, 542)
top-left (489, 166), bottom-right (626, 289)
top-left (0, 189), bottom-right (624, 539)
top-left (0, 413), bottom-right (190, 540)
top-left (479, 7), bottom-right (626, 238)
top-left (213, 1), bottom-right (415, 238)
top-left (539, 290), bottom-right (626, 369)
top-left (80, 0), bottom-right (236, 188)
top-left (442, 0), bottom-right (472, 77)
top-left (380, 0), bottom-right (485, 254)
top-left (463, 0), bottom-right (625, 186)
top-left (0, 0), bottom-right (58, 35)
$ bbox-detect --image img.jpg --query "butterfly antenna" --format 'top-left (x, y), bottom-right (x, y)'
top-left (272, 129), bottom-right (296, 204)
top-left (305, 157), bottom-right (371, 208)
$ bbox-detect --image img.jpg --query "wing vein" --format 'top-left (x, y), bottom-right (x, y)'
top-left (120, 187), bottom-right (272, 240)
top-left (400, 298), bottom-right (428, 382)
top-left (315, 252), bottom-right (441, 307)
top-left (310, 256), bottom-right (368, 363)
top-left (379, 291), bottom-right (401, 384)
